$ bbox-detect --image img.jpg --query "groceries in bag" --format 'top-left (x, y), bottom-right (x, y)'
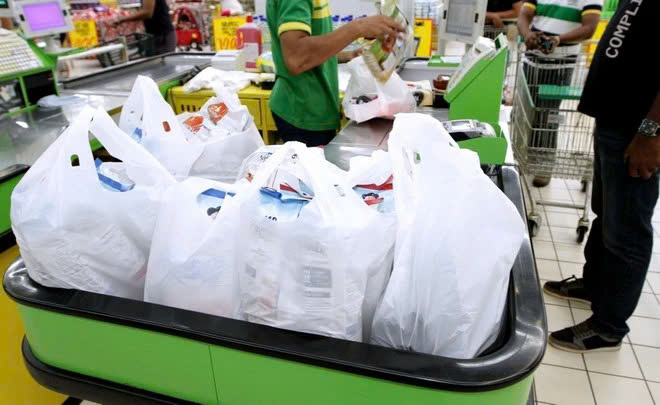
top-left (342, 56), bottom-right (416, 123)
top-left (11, 107), bottom-right (175, 300)
top-left (145, 177), bottom-right (243, 318)
top-left (346, 150), bottom-right (397, 341)
top-left (120, 75), bottom-right (204, 177)
top-left (235, 142), bottom-right (395, 342)
top-left (370, 113), bottom-right (525, 358)
top-left (180, 86), bottom-right (264, 182)
top-left (119, 76), bottom-right (263, 181)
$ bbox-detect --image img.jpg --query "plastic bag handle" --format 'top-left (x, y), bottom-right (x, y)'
top-left (58, 107), bottom-right (97, 180)
top-left (89, 107), bottom-right (174, 182)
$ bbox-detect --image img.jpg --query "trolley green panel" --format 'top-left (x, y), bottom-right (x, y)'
top-left (3, 167), bottom-right (545, 405)
top-left (18, 306), bottom-right (217, 404)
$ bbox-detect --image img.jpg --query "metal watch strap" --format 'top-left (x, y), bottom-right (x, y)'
top-left (639, 119), bottom-right (660, 137)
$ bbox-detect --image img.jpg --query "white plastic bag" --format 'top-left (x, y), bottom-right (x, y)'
top-left (347, 150), bottom-right (396, 342)
top-left (342, 56), bottom-right (416, 123)
top-left (183, 67), bottom-right (256, 93)
top-left (184, 85), bottom-right (264, 182)
top-left (370, 113), bottom-right (525, 358)
top-left (120, 76), bottom-right (263, 182)
top-left (11, 107), bottom-right (175, 300)
top-left (234, 142), bottom-right (395, 342)
top-left (144, 177), bottom-right (243, 318)
top-left (120, 75), bottom-right (204, 177)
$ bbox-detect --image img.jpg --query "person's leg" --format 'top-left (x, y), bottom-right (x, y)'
top-left (272, 113), bottom-right (336, 147)
top-left (152, 31), bottom-right (176, 55)
top-left (582, 132), bottom-right (604, 305)
top-left (549, 125), bottom-right (658, 352)
top-left (588, 126), bottom-right (658, 338)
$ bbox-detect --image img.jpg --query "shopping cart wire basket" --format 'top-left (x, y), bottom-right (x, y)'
top-left (510, 41), bottom-right (597, 242)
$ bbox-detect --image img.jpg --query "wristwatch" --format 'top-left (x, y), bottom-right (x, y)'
top-left (639, 119), bottom-right (660, 137)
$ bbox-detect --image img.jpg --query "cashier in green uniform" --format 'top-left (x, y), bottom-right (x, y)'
top-left (267, 1), bottom-right (403, 147)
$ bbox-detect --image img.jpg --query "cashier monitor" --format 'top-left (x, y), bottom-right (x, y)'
top-left (3, 0), bottom-right (72, 50)
top-left (437, 0), bottom-right (488, 45)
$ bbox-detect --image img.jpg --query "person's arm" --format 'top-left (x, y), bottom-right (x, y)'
top-left (624, 91), bottom-right (660, 179)
top-left (542, 4), bottom-right (601, 52)
top-left (116, 0), bottom-right (155, 23)
top-left (280, 16), bottom-right (402, 75)
top-left (557, 13), bottom-right (600, 43)
top-left (337, 48), bottom-right (362, 63)
top-left (487, 1), bottom-right (523, 21)
top-left (517, 2), bottom-right (539, 49)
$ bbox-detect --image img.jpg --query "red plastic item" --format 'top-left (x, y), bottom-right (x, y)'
top-left (183, 115), bottom-right (204, 132)
top-left (207, 103), bottom-right (229, 124)
top-left (236, 15), bottom-right (262, 72)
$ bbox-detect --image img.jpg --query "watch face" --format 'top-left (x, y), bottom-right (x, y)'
top-left (640, 119), bottom-right (660, 136)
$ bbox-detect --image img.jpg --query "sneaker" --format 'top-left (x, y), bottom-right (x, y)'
top-left (533, 176), bottom-right (551, 187)
top-left (543, 276), bottom-right (591, 305)
top-left (549, 320), bottom-right (622, 353)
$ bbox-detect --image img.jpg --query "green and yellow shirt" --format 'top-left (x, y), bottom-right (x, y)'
top-left (267, 0), bottom-right (340, 131)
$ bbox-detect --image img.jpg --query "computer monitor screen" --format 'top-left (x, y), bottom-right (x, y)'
top-left (0, 0), bottom-right (9, 9)
top-left (446, 0), bottom-right (475, 38)
top-left (23, 2), bottom-right (67, 33)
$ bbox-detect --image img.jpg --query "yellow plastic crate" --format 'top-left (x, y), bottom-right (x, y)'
top-left (168, 86), bottom-right (263, 128)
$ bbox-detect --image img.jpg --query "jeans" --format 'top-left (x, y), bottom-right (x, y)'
top-left (583, 125), bottom-right (659, 339)
top-left (272, 113), bottom-right (337, 147)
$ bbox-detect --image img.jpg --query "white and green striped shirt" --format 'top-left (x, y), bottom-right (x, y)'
top-left (523, 0), bottom-right (603, 36)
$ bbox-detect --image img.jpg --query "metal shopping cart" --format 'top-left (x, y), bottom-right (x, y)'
top-left (511, 42), bottom-right (596, 242)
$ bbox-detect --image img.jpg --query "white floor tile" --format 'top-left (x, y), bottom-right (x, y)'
top-left (558, 261), bottom-right (584, 279)
top-left (572, 308), bottom-right (592, 325)
top-left (632, 345), bottom-right (660, 383)
top-left (534, 364), bottom-right (595, 405)
top-left (647, 272), bottom-right (660, 294)
top-left (555, 244), bottom-right (586, 264)
top-left (551, 226), bottom-right (581, 245)
top-left (541, 189), bottom-right (574, 203)
top-left (534, 241), bottom-right (557, 260)
top-left (584, 343), bottom-right (642, 379)
top-left (542, 340), bottom-right (585, 369)
top-left (565, 180), bottom-right (583, 191)
top-left (545, 304), bottom-right (575, 332)
top-left (643, 280), bottom-right (653, 294)
top-left (648, 381), bottom-right (660, 403)
top-left (628, 317), bottom-right (660, 347)
top-left (537, 259), bottom-right (562, 280)
top-left (649, 254), bottom-right (660, 271)
top-left (547, 212), bottom-right (580, 228)
top-left (533, 226), bottom-right (553, 242)
top-left (633, 293), bottom-right (660, 319)
top-left (589, 372), bottom-right (653, 405)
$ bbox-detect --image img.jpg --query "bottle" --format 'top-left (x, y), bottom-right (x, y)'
top-left (362, 0), bottom-right (412, 82)
top-left (236, 15), bottom-right (262, 72)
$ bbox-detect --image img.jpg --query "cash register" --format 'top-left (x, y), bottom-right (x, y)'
top-left (0, 0), bottom-right (73, 115)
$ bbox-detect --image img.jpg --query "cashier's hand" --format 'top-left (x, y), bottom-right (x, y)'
top-left (624, 135), bottom-right (660, 180)
top-left (353, 15), bottom-right (405, 41)
top-left (487, 13), bottom-right (504, 28)
top-left (524, 31), bottom-right (541, 50)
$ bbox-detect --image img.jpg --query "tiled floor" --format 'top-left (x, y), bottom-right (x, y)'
top-left (529, 179), bottom-right (660, 405)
